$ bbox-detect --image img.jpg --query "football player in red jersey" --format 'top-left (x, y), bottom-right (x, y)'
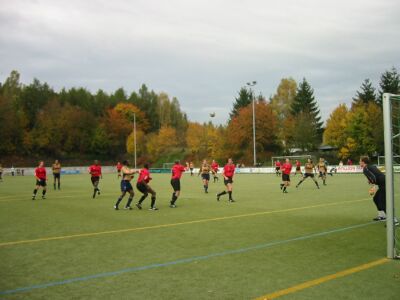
top-left (211, 159), bottom-right (219, 182)
top-left (275, 160), bottom-right (281, 176)
top-left (280, 158), bottom-right (292, 193)
top-left (88, 160), bottom-right (102, 198)
top-left (217, 158), bottom-right (236, 202)
top-left (170, 160), bottom-right (187, 208)
top-left (32, 161), bottom-right (47, 200)
top-left (136, 163), bottom-right (158, 210)
top-left (294, 160), bottom-right (302, 176)
top-left (116, 161), bottom-right (122, 178)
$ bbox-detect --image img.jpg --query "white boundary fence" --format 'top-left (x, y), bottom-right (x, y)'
top-left (3, 165), bottom-right (399, 176)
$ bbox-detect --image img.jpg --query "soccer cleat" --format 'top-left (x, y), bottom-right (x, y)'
top-left (136, 203), bottom-right (142, 210)
top-left (149, 207), bottom-right (159, 211)
top-left (42, 196), bottom-right (46, 200)
top-left (169, 204), bottom-right (177, 208)
top-left (114, 205), bottom-right (119, 210)
top-left (373, 216), bottom-right (386, 221)
top-left (32, 196), bottom-right (35, 200)
top-left (229, 199), bottom-right (235, 203)
top-left (283, 190), bottom-right (288, 193)
top-left (216, 194), bottom-right (220, 201)
top-left (97, 189), bottom-right (101, 195)
top-left (124, 206), bottom-right (132, 210)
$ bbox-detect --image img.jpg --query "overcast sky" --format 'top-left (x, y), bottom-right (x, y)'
top-left (0, 0), bottom-right (399, 124)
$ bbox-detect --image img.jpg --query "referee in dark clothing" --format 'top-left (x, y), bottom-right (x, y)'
top-left (360, 156), bottom-right (398, 224)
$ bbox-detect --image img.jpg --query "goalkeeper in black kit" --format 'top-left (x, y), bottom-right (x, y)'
top-left (360, 156), bottom-right (398, 224)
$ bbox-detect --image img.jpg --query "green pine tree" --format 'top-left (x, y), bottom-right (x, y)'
top-left (291, 78), bottom-right (323, 130)
top-left (229, 87), bottom-right (254, 120)
top-left (378, 67), bottom-right (400, 105)
top-left (353, 79), bottom-right (377, 105)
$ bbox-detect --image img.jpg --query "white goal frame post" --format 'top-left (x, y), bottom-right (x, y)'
top-left (383, 93), bottom-right (400, 259)
top-left (377, 155), bottom-right (400, 166)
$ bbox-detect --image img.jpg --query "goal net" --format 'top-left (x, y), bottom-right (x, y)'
top-left (271, 155), bottom-right (313, 166)
top-left (162, 162), bottom-right (175, 169)
top-left (382, 93), bottom-right (400, 259)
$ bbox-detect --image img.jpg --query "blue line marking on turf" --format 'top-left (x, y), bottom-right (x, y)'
top-left (0, 222), bottom-right (376, 296)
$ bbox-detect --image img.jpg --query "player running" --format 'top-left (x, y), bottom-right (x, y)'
top-left (317, 158), bottom-right (328, 185)
top-left (360, 156), bottom-right (399, 224)
top-left (136, 163), bottom-right (158, 210)
top-left (275, 160), bottom-right (281, 176)
top-left (280, 158), bottom-right (292, 193)
top-left (0, 164), bottom-right (3, 181)
top-left (52, 159), bottom-right (61, 190)
top-left (88, 160), bottom-right (102, 198)
top-left (114, 160), bottom-right (138, 210)
top-left (294, 160), bottom-right (302, 176)
top-left (216, 158), bottom-right (236, 202)
top-left (32, 161), bottom-right (47, 200)
top-left (170, 160), bottom-right (187, 208)
top-left (189, 162), bottom-right (194, 176)
top-left (116, 161), bottom-right (122, 178)
top-left (295, 158), bottom-right (320, 189)
top-left (198, 159), bottom-right (211, 193)
top-left (211, 159), bottom-right (219, 182)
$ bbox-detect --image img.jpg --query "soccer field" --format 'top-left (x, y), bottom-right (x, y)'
top-left (0, 173), bottom-right (399, 299)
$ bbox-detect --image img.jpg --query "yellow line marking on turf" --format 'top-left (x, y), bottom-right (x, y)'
top-left (255, 258), bottom-right (389, 300)
top-left (0, 198), bottom-right (369, 248)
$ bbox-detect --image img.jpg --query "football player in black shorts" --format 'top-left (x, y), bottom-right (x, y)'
top-left (198, 159), bottom-right (211, 193)
top-left (296, 158), bottom-right (319, 189)
top-left (114, 160), bottom-right (138, 210)
top-left (136, 163), bottom-right (158, 210)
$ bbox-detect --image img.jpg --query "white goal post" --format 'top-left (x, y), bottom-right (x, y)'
top-left (382, 93), bottom-right (400, 259)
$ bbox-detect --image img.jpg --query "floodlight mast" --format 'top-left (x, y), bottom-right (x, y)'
top-left (247, 81), bottom-right (257, 166)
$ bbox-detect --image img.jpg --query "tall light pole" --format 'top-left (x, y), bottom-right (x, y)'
top-left (133, 113), bottom-right (137, 169)
top-left (247, 81), bottom-right (257, 166)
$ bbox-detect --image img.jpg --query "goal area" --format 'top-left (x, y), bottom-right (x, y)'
top-left (382, 93), bottom-right (400, 259)
top-left (271, 155), bottom-right (312, 166)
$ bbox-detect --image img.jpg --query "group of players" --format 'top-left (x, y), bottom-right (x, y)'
top-left (274, 158), bottom-right (329, 193)
top-left (30, 158), bottom-right (237, 210)
top-left (29, 156), bottom-right (398, 224)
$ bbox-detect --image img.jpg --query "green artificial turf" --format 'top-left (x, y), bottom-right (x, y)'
top-left (0, 172), bottom-right (399, 299)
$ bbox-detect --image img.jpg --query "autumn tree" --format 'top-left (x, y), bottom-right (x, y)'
top-left (226, 100), bottom-right (279, 164)
top-left (270, 78), bottom-right (297, 150)
top-left (146, 126), bottom-right (179, 161)
top-left (323, 104), bottom-right (349, 150)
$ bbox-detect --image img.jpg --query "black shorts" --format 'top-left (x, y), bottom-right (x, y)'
top-left (296, 167), bottom-right (301, 171)
top-left (171, 178), bottom-right (181, 191)
top-left (36, 179), bottom-right (46, 187)
top-left (319, 171), bottom-right (326, 177)
top-left (275, 167), bottom-right (280, 172)
top-left (212, 169), bottom-right (218, 174)
top-left (282, 174), bottom-right (290, 182)
top-left (91, 176), bottom-right (100, 185)
top-left (53, 173), bottom-right (60, 179)
top-left (136, 182), bottom-right (148, 194)
top-left (201, 174), bottom-right (210, 181)
top-left (304, 173), bottom-right (314, 178)
top-left (224, 177), bottom-right (233, 185)
top-left (121, 180), bottom-right (133, 192)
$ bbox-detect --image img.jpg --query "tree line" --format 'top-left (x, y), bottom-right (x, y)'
top-left (0, 67), bottom-right (399, 166)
